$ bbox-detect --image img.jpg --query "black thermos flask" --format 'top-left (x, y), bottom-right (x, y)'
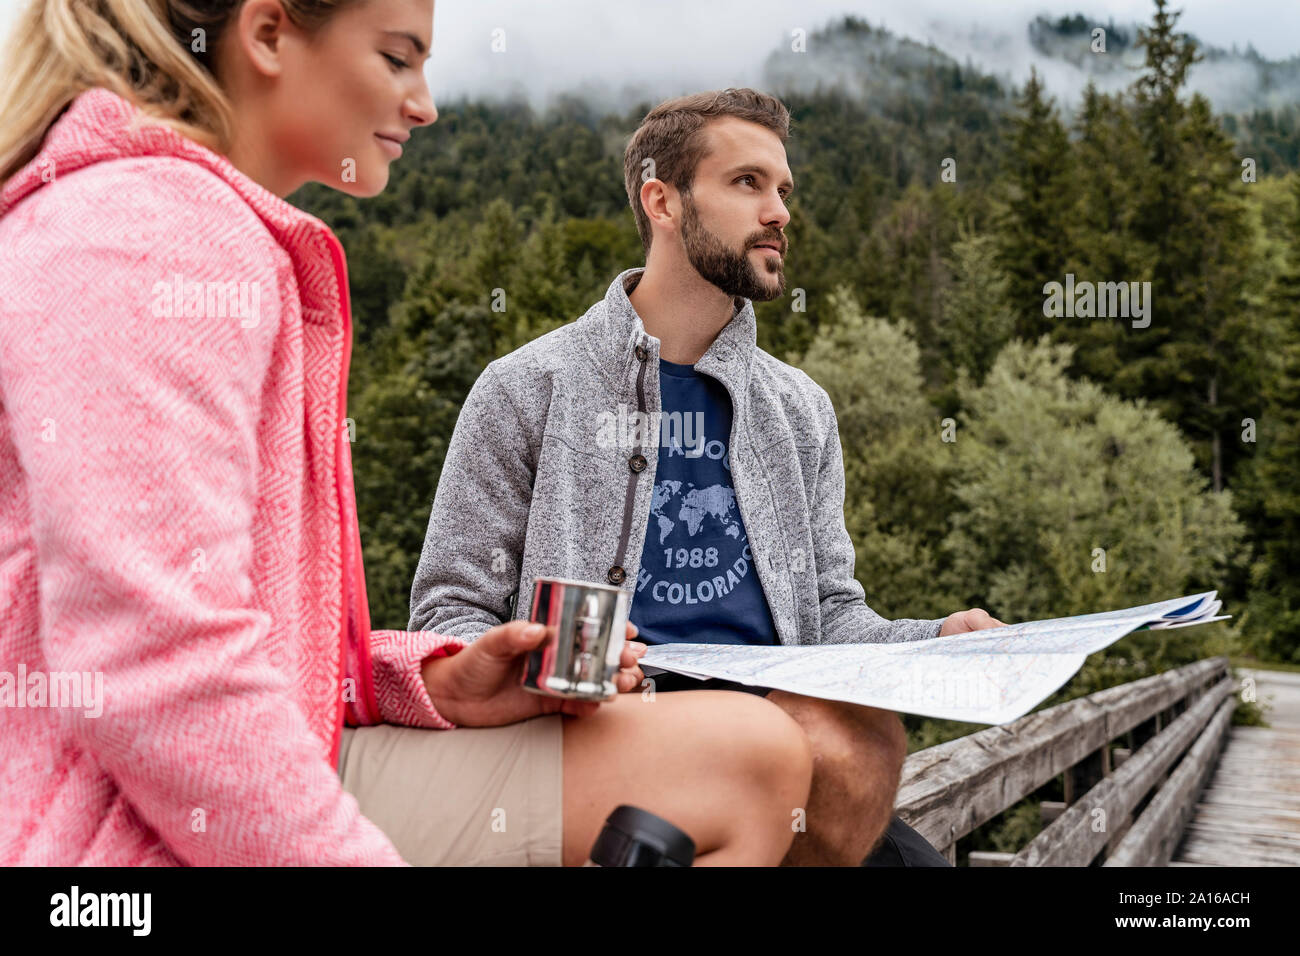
top-left (587, 805), bottom-right (696, 867)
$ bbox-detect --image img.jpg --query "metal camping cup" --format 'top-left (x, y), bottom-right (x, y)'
top-left (521, 577), bottom-right (629, 701)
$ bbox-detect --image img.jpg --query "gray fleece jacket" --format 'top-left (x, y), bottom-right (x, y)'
top-left (408, 266), bottom-right (945, 645)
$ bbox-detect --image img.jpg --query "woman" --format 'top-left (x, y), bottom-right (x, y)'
top-left (0, 0), bottom-right (812, 865)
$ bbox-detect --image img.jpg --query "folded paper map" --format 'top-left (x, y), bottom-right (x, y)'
top-left (639, 592), bottom-right (1230, 724)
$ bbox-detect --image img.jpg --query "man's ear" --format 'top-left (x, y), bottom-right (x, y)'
top-left (639, 178), bottom-right (679, 240)
top-left (232, 0), bottom-right (293, 79)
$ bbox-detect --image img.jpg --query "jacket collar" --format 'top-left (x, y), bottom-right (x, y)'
top-left (1, 87), bottom-right (343, 326)
top-left (584, 266), bottom-right (758, 391)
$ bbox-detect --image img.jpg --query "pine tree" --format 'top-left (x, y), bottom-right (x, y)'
top-left (1239, 173), bottom-right (1300, 661)
top-left (1178, 93), bottom-right (1255, 492)
top-left (1054, 2), bottom-right (1254, 495)
top-left (936, 232), bottom-right (1016, 383)
top-left (469, 198), bottom-right (523, 347)
top-left (1063, 83), bottom-right (1152, 389)
top-left (997, 68), bottom-right (1073, 340)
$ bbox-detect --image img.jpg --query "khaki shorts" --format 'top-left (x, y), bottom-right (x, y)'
top-left (338, 715), bottom-right (565, 866)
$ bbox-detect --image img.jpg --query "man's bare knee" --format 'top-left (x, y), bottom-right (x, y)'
top-left (765, 699), bottom-right (894, 823)
top-left (770, 693), bottom-right (905, 770)
top-left (757, 697), bottom-right (815, 797)
top-left (865, 707), bottom-right (907, 767)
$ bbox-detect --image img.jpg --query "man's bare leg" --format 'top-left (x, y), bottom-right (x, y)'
top-left (561, 690), bottom-right (813, 866)
top-left (766, 690), bottom-right (908, 866)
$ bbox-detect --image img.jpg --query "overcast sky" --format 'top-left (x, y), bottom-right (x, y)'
top-left (2, 0), bottom-right (1296, 109)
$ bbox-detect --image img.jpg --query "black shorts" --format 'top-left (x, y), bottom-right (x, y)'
top-left (645, 670), bottom-right (772, 697)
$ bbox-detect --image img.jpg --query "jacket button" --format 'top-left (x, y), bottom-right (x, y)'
top-left (607, 565), bottom-right (627, 585)
top-left (628, 454), bottom-right (647, 472)
top-left (634, 345), bottom-right (648, 361)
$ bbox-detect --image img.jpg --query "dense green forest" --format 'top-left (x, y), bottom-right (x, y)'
top-left (291, 3), bottom-right (1299, 855)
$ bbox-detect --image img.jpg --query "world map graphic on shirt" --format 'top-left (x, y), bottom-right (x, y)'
top-left (649, 479), bottom-right (743, 545)
top-left (634, 425), bottom-right (763, 619)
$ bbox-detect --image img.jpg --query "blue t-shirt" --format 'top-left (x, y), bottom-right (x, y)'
top-left (629, 358), bottom-right (779, 646)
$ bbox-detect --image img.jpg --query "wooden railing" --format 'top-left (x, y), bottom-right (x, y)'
top-left (894, 656), bottom-right (1237, 866)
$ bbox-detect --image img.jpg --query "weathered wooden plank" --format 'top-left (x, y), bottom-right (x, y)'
top-left (1103, 695), bottom-right (1235, 867)
top-left (1213, 762), bottom-right (1300, 773)
top-left (1213, 751), bottom-right (1300, 766)
top-left (1181, 820), bottom-right (1300, 846)
top-left (1218, 740), bottom-right (1300, 753)
top-left (896, 657), bottom-right (1229, 849)
top-left (1198, 787), bottom-right (1300, 812)
top-left (1216, 741), bottom-right (1300, 752)
top-left (1226, 727), bottom-right (1300, 740)
top-left (1176, 835), bottom-right (1300, 866)
top-left (1192, 804), bottom-right (1300, 825)
top-left (1013, 675), bottom-right (1235, 866)
top-left (1225, 738), bottom-right (1300, 751)
top-left (1229, 725), bottom-right (1300, 737)
top-left (1215, 766), bottom-right (1300, 778)
top-left (968, 851), bottom-right (1015, 867)
top-left (1210, 759), bottom-right (1300, 776)
top-left (1103, 813), bottom-right (1135, 857)
top-left (1214, 761), bottom-right (1300, 774)
top-left (1176, 848), bottom-right (1291, 866)
top-left (1208, 767), bottom-right (1300, 787)
top-left (1217, 735), bottom-right (1300, 751)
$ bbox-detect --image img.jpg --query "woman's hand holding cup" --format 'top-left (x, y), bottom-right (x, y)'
top-left (421, 620), bottom-right (646, 727)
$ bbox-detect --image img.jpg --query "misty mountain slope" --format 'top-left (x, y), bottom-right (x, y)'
top-left (1025, 13), bottom-right (1300, 114)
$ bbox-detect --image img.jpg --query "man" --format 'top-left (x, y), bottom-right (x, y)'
top-left (410, 87), bottom-right (1004, 865)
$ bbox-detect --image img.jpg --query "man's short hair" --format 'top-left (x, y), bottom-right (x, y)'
top-left (623, 88), bottom-right (791, 254)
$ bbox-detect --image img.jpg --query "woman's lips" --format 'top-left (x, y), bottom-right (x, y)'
top-left (375, 133), bottom-right (403, 159)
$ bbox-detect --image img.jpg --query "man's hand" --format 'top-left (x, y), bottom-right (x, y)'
top-left (938, 607), bottom-right (1007, 636)
top-left (421, 620), bottom-right (646, 727)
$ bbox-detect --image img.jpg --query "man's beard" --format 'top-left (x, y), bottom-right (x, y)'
top-left (680, 191), bottom-right (786, 302)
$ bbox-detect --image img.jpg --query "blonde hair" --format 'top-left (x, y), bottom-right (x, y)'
top-left (0, 0), bottom-right (358, 186)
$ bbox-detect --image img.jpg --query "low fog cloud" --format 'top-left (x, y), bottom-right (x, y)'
top-left (0, 0), bottom-right (1294, 114)
top-left (423, 0), bottom-right (1297, 113)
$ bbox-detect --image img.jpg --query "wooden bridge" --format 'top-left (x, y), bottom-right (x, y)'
top-left (894, 657), bottom-right (1300, 866)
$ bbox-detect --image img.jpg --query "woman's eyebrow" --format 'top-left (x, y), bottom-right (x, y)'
top-left (383, 30), bottom-right (432, 60)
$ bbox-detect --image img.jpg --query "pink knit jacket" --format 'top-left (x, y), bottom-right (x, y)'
top-left (0, 88), bottom-right (466, 865)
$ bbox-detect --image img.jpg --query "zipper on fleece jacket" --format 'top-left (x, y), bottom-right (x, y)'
top-left (609, 342), bottom-right (650, 584)
top-left (323, 231), bottom-right (381, 761)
